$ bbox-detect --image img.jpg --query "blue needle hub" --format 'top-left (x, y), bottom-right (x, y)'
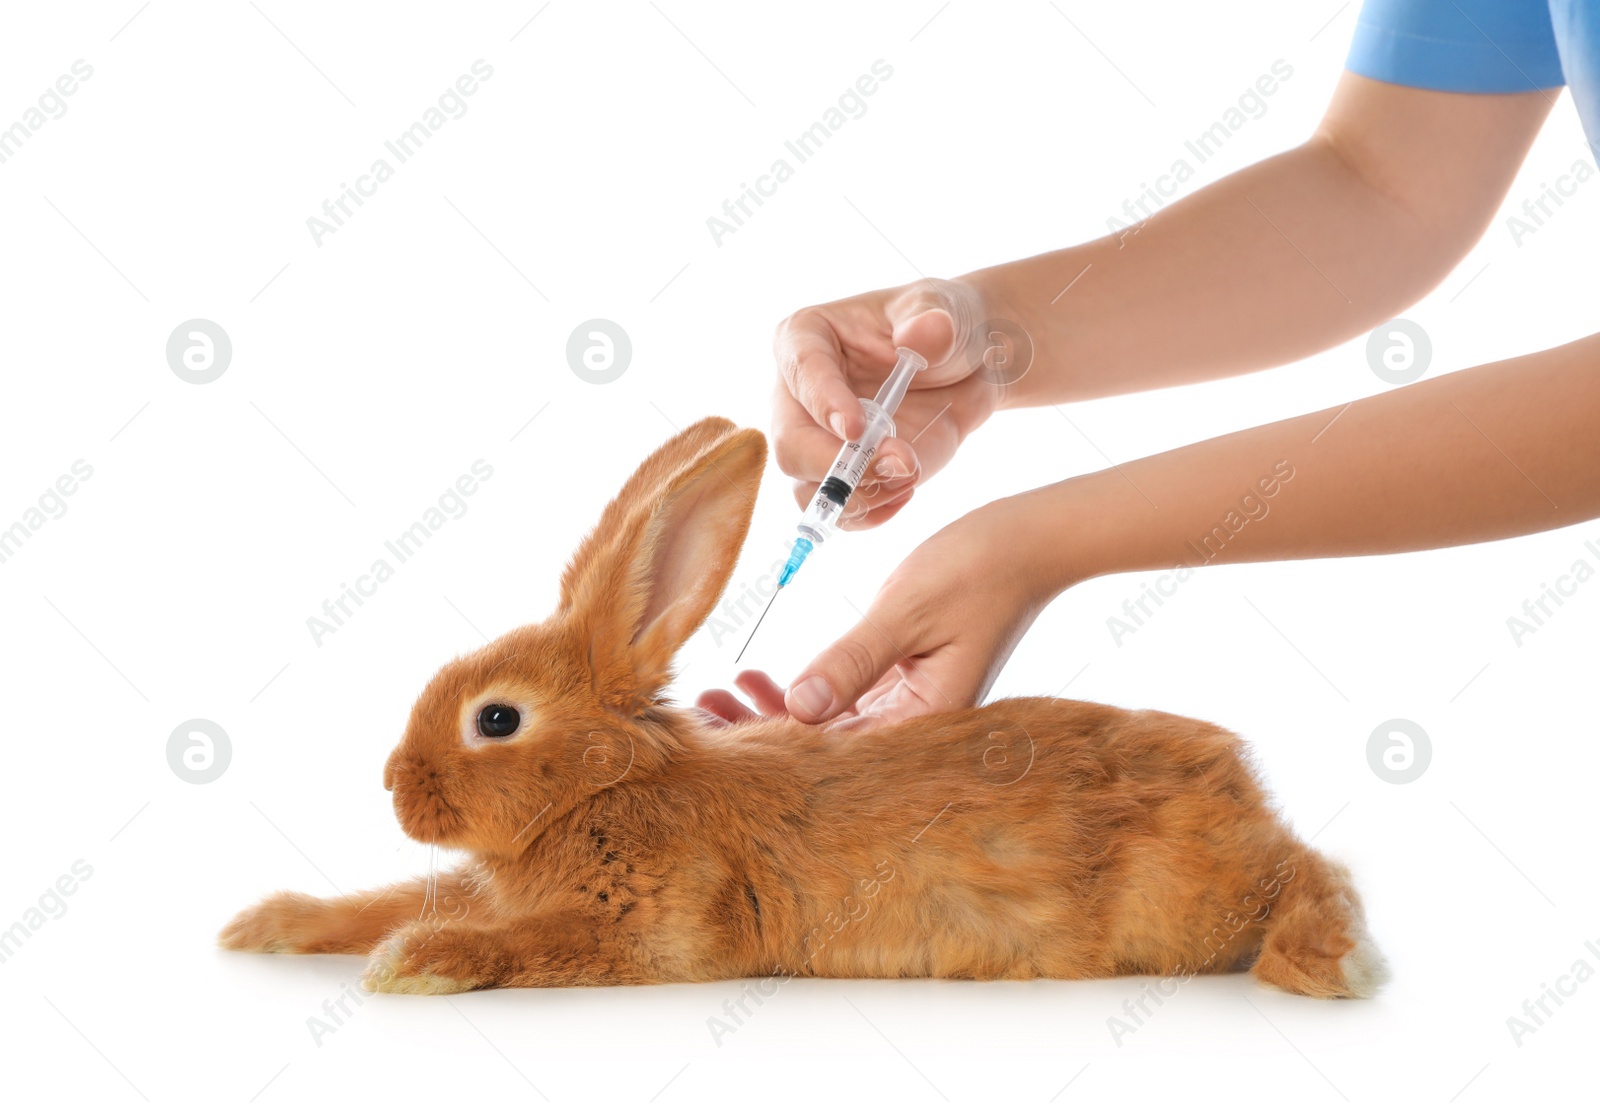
top-left (778, 537), bottom-right (814, 588)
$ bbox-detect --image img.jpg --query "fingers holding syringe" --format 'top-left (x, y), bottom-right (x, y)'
top-left (843, 483), bottom-right (918, 530)
top-left (773, 395), bottom-right (922, 489)
top-left (772, 383), bottom-right (922, 520)
top-left (773, 314), bottom-right (869, 441)
top-left (770, 300), bottom-right (948, 475)
top-left (789, 478), bottom-right (917, 530)
top-left (772, 383), bottom-right (855, 480)
top-left (778, 371), bottom-right (985, 495)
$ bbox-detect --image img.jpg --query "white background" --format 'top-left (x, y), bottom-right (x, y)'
top-left (1, 2), bottom-right (1597, 1101)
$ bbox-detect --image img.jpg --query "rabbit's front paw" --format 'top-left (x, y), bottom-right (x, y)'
top-left (363, 921), bottom-right (497, 995)
top-left (219, 891), bottom-right (324, 953)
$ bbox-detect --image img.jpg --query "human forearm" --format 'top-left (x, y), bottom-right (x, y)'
top-left (962, 75), bottom-right (1552, 405)
top-left (1022, 332), bottom-right (1600, 592)
top-left (971, 140), bottom-right (1438, 404)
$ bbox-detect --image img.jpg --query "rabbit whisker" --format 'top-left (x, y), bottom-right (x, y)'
top-left (484, 652), bottom-right (520, 678)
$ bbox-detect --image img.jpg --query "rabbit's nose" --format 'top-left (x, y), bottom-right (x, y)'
top-left (383, 753), bottom-right (396, 792)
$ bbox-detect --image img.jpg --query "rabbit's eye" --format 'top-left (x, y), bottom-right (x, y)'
top-left (476, 704), bottom-right (521, 739)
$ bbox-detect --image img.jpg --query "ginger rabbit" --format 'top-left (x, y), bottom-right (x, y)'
top-left (222, 417), bottom-right (1386, 999)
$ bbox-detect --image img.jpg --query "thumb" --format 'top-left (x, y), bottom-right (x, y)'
top-left (891, 304), bottom-right (959, 368)
top-left (786, 618), bottom-right (906, 724)
top-left (886, 279), bottom-right (984, 385)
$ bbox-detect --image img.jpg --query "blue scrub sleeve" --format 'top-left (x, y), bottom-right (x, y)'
top-left (1347, 0), bottom-right (1565, 93)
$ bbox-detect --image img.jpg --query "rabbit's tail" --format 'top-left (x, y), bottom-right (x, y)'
top-left (1250, 851), bottom-right (1388, 998)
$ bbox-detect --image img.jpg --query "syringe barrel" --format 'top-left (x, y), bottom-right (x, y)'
top-left (796, 347), bottom-right (927, 545)
top-left (798, 398), bottom-right (895, 543)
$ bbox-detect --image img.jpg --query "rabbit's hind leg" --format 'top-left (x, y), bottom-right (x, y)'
top-left (1251, 852), bottom-right (1389, 998)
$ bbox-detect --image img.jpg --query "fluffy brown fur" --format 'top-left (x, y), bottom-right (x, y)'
top-left (221, 418), bottom-right (1386, 998)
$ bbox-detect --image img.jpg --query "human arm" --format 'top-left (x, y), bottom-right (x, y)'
top-left (768, 331), bottom-right (1600, 726)
top-left (772, 74), bottom-right (1554, 526)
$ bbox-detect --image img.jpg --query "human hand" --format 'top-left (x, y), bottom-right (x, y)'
top-left (700, 492), bottom-right (1069, 729)
top-left (695, 669), bottom-right (791, 726)
top-left (771, 276), bottom-right (1002, 529)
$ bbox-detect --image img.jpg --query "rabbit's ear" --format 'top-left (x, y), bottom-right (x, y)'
top-left (565, 426), bottom-right (766, 710)
top-left (558, 416), bottom-right (737, 610)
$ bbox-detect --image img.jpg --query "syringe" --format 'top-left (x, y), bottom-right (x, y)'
top-left (735, 347), bottom-right (927, 662)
